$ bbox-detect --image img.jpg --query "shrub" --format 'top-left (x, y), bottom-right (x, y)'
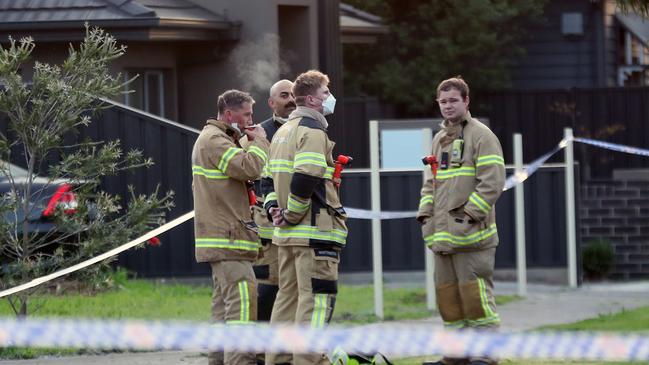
top-left (582, 239), bottom-right (615, 280)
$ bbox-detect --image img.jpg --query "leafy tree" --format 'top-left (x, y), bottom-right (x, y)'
top-left (0, 26), bottom-right (173, 316)
top-left (343, 0), bottom-right (546, 115)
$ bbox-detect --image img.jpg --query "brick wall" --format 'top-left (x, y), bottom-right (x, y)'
top-left (580, 180), bottom-right (649, 280)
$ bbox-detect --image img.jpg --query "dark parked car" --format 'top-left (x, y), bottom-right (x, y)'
top-left (1, 161), bottom-right (79, 236)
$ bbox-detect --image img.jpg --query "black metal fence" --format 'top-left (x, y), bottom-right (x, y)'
top-left (471, 88), bottom-right (649, 178)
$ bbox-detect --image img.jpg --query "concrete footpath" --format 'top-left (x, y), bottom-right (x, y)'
top-left (2, 281), bottom-right (649, 364)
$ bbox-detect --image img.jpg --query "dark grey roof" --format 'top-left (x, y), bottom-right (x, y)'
top-left (339, 2), bottom-right (387, 43)
top-left (616, 12), bottom-right (649, 48)
top-left (339, 3), bottom-right (382, 24)
top-left (0, 0), bottom-right (239, 41)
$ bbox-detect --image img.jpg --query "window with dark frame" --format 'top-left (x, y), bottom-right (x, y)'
top-left (124, 70), bottom-right (165, 117)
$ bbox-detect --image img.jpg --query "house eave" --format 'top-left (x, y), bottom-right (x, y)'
top-left (0, 18), bottom-right (241, 42)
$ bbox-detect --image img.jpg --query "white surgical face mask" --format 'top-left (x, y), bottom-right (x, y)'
top-left (230, 122), bottom-right (241, 134)
top-left (322, 93), bottom-right (336, 116)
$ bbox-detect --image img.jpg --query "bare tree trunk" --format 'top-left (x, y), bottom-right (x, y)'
top-left (18, 296), bottom-right (27, 317)
top-left (21, 154), bottom-right (36, 252)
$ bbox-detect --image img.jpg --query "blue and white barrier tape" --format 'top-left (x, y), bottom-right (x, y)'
top-left (503, 140), bottom-right (566, 192)
top-left (345, 207), bottom-right (416, 220)
top-left (0, 318), bottom-right (648, 361)
top-left (574, 137), bottom-right (649, 157)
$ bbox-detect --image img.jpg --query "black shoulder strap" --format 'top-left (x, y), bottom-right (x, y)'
top-left (298, 117), bottom-right (325, 131)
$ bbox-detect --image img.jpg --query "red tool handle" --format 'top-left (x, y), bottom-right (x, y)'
top-left (246, 181), bottom-right (257, 206)
top-left (333, 155), bottom-right (353, 187)
top-left (422, 155), bottom-right (438, 178)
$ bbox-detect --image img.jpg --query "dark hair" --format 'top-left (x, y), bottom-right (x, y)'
top-left (436, 76), bottom-right (469, 99)
top-left (217, 89), bottom-right (255, 115)
top-left (293, 70), bottom-right (330, 105)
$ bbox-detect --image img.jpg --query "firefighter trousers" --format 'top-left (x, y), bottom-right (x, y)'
top-left (209, 260), bottom-right (258, 365)
top-left (253, 240), bottom-right (280, 321)
top-left (434, 247), bottom-right (499, 365)
top-left (265, 245), bottom-right (339, 365)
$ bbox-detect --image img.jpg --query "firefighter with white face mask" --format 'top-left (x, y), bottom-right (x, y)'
top-left (264, 70), bottom-right (347, 365)
top-left (418, 77), bottom-right (505, 365)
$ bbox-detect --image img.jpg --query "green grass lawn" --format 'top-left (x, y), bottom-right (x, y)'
top-left (0, 280), bottom-right (518, 322)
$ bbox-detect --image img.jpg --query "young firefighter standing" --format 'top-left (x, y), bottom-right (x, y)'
top-left (264, 70), bottom-right (347, 365)
top-left (192, 90), bottom-right (269, 365)
top-left (417, 77), bottom-right (505, 365)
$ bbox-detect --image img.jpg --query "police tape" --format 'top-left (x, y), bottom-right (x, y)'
top-left (574, 137), bottom-right (649, 157)
top-left (345, 207), bottom-right (417, 220)
top-left (0, 211), bottom-right (195, 299)
top-left (502, 139), bottom-right (567, 192)
top-left (0, 318), bottom-right (648, 362)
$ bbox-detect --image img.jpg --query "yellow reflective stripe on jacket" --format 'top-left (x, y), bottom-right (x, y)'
top-left (258, 226), bottom-right (274, 239)
top-left (192, 165), bottom-right (228, 179)
top-left (324, 166), bottom-right (334, 179)
top-left (274, 225), bottom-right (347, 245)
top-left (218, 147), bottom-right (243, 172)
top-left (419, 195), bottom-right (434, 208)
top-left (195, 238), bottom-right (260, 251)
top-left (262, 164), bottom-right (271, 178)
top-left (424, 223), bottom-right (498, 246)
top-left (311, 293), bottom-right (328, 328)
top-left (294, 152), bottom-right (327, 168)
top-left (476, 154), bottom-right (504, 167)
top-left (268, 159), bottom-right (294, 173)
top-left (436, 166), bottom-right (476, 180)
top-left (287, 194), bottom-right (310, 213)
top-left (238, 281), bottom-right (250, 322)
top-left (268, 160), bottom-right (335, 179)
top-left (248, 145), bottom-right (268, 163)
top-left (264, 192), bottom-right (278, 203)
top-left (469, 192), bottom-right (491, 214)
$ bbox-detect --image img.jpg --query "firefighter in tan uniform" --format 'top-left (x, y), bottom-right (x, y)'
top-left (192, 89), bottom-right (269, 365)
top-left (264, 70), bottom-right (347, 365)
top-left (418, 77), bottom-right (505, 365)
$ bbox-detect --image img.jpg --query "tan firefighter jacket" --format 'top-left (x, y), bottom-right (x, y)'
top-left (417, 111), bottom-right (505, 253)
top-left (264, 106), bottom-right (348, 248)
top-left (192, 119), bottom-right (270, 263)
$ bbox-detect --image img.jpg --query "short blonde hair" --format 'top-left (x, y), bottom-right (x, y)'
top-left (293, 70), bottom-right (330, 105)
top-left (436, 76), bottom-right (469, 99)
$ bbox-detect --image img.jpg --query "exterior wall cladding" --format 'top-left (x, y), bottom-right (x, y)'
top-left (581, 179), bottom-right (649, 280)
